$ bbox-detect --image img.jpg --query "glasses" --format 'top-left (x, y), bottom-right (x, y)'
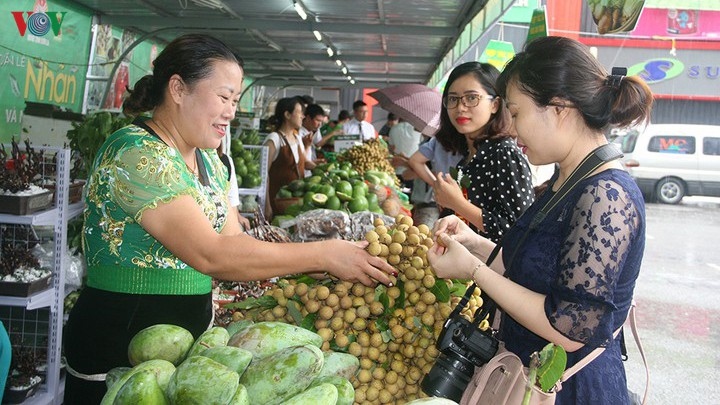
top-left (443, 94), bottom-right (496, 109)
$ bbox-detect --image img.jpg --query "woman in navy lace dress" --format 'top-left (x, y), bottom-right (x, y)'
top-left (429, 36), bottom-right (653, 405)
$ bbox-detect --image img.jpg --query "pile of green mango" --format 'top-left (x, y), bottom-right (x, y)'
top-left (103, 321), bottom-right (359, 405)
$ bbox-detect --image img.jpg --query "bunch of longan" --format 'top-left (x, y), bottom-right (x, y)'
top-left (248, 214), bottom-right (486, 404)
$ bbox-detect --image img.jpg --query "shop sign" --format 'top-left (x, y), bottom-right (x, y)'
top-left (0, 0), bottom-right (92, 143)
top-left (628, 58), bottom-right (684, 84)
top-left (478, 40), bottom-right (515, 71)
top-left (334, 134), bottom-right (362, 153)
top-left (237, 111), bottom-right (259, 130)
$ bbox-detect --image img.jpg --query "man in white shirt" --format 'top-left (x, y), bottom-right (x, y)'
top-left (388, 119), bottom-right (422, 192)
top-left (299, 104), bottom-right (328, 177)
top-left (343, 100), bottom-right (376, 142)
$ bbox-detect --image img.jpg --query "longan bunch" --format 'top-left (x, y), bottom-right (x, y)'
top-left (248, 214), bottom-right (487, 404)
top-left (337, 139), bottom-right (396, 178)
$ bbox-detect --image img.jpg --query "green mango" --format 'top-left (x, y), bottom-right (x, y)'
top-left (239, 344), bottom-right (323, 405)
top-left (308, 376), bottom-right (354, 405)
top-left (186, 327), bottom-right (230, 358)
top-left (227, 321), bottom-right (323, 359)
top-left (317, 351), bottom-right (360, 380)
top-left (198, 346), bottom-right (253, 377)
top-left (283, 383), bottom-right (338, 405)
top-left (128, 324), bottom-right (194, 366)
top-left (112, 370), bottom-right (168, 405)
top-left (225, 319), bottom-right (254, 339)
top-left (100, 360), bottom-right (175, 405)
top-left (227, 384), bottom-right (250, 405)
top-left (166, 356), bottom-right (239, 405)
top-left (105, 367), bottom-right (131, 389)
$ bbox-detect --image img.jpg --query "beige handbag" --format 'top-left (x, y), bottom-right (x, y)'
top-left (459, 305), bottom-right (648, 405)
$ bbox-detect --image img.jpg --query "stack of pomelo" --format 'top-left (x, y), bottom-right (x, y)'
top-left (275, 161), bottom-right (394, 217)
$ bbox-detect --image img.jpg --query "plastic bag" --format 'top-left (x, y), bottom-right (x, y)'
top-left (347, 212), bottom-right (395, 241)
top-left (283, 209), bottom-right (350, 242)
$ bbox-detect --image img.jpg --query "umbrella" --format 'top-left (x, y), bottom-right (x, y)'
top-left (368, 84), bottom-right (442, 136)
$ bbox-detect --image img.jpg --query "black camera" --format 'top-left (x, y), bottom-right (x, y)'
top-left (420, 286), bottom-right (499, 402)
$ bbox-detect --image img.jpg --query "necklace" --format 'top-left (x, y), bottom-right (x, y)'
top-left (150, 119), bottom-right (198, 176)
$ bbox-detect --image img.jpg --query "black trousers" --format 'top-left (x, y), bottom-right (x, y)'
top-left (63, 287), bottom-right (212, 404)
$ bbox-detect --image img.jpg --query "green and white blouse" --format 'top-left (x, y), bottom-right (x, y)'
top-left (83, 124), bottom-right (230, 295)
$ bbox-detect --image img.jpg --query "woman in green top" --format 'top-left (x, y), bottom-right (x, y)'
top-left (63, 34), bottom-right (394, 403)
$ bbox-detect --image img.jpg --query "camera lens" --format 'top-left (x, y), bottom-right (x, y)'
top-left (421, 352), bottom-right (476, 402)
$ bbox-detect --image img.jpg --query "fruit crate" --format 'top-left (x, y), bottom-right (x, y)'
top-left (0, 275), bottom-right (52, 297)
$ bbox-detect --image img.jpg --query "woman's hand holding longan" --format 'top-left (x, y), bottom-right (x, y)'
top-left (427, 232), bottom-right (481, 281)
top-left (323, 239), bottom-right (394, 287)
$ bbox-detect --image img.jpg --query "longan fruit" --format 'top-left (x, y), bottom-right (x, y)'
top-left (294, 282), bottom-right (308, 296)
top-left (373, 218), bottom-right (385, 227)
top-left (318, 306), bottom-right (334, 320)
top-left (343, 309), bottom-right (356, 323)
top-left (316, 285), bottom-right (330, 300)
top-left (365, 230), bottom-right (380, 243)
top-left (334, 334), bottom-right (350, 348)
top-left (379, 244), bottom-right (390, 257)
top-left (388, 242), bottom-right (403, 255)
top-left (370, 301), bottom-right (384, 316)
top-left (401, 215), bottom-right (413, 227)
top-left (305, 300), bottom-right (320, 313)
top-left (367, 242), bottom-right (382, 256)
top-left (380, 233), bottom-right (393, 245)
top-left (282, 284), bottom-right (295, 298)
top-left (325, 293), bottom-right (339, 308)
top-left (417, 223), bottom-right (430, 236)
top-left (385, 369), bottom-right (399, 384)
top-left (392, 231), bottom-right (407, 244)
top-left (375, 225), bottom-right (388, 235)
top-left (357, 305), bottom-right (371, 319)
top-left (348, 341), bottom-right (363, 356)
top-left (422, 274), bottom-right (436, 289)
top-left (330, 316), bottom-right (344, 331)
top-left (357, 331), bottom-right (371, 347)
top-left (339, 296), bottom-right (353, 309)
top-left (357, 369), bottom-right (373, 383)
top-left (388, 254), bottom-right (401, 265)
top-left (351, 283), bottom-right (366, 297)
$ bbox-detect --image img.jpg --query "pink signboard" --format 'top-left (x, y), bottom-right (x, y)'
top-left (632, 8), bottom-right (720, 39)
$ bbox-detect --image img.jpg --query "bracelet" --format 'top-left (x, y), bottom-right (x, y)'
top-left (470, 262), bottom-right (484, 281)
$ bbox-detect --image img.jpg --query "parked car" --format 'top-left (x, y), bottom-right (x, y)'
top-left (618, 124), bottom-right (720, 204)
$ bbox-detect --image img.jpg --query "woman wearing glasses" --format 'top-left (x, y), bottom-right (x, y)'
top-left (432, 62), bottom-right (534, 242)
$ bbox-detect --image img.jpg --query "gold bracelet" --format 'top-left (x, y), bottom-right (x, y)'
top-left (471, 262), bottom-right (484, 281)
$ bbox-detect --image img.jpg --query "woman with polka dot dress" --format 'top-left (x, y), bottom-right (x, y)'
top-left (432, 62), bottom-right (534, 243)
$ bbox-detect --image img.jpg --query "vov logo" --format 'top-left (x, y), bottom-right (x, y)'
top-left (12, 11), bottom-right (67, 37)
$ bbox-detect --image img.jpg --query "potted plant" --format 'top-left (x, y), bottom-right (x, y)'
top-left (4, 345), bottom-right (43, 404)
top-left (0, 243), bottom-right (51, 297)
top-left (0, 140), bottom-right (53, 215)
top-left (65, 111), bottom-right (132, 179)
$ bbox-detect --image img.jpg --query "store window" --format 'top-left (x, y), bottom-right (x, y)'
top-left (648, 135), bottom-right (695, 154)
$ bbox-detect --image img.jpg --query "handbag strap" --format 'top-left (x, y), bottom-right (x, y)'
top-left (559, 303), bottom-right (649, 405)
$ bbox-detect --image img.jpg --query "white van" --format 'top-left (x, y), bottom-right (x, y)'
top-left (618, 124), bottom-right (720, 204)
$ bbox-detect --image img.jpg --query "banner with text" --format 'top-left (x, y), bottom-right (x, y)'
top-left (0, 0), bottom-right (92, 142)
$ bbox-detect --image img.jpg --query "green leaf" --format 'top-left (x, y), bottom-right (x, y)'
top-left (430, 279), bottom-right (451, 303)
top-left (374, 317), bottom-right (389, 333)
top-left (395, 279), bottom-right (405, 308)
top-left (293, 275), bottom-right (320, 285)
top-left (378, 292), bottom-right (390, 313)
top-left (535, 344), bottom-right (567, 392)
top-left (286, 300), bottom-right (303, 325)
top-left (300, 313), bottom-right (317, 332)
top-left (380, 329), bottom-right (394, 343)
top-left (449, 280), bottom-right (469, 297)
top-left (223, 295), bottom-right (277, 310)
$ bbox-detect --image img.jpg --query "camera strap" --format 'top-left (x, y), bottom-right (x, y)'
top-left (462, 143), bottom-right (623, 324)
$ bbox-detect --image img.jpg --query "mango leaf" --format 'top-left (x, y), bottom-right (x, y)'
top-left (378, 292), bottom-right (390, 313)
top-left (293, 275), bottom-right (320, 285)
top-left (224, 295), bottom-right (277, 310)
top-left (536, 344), bottom-right (567, 392)
top-left (430, 279), bottom-right (451, 303)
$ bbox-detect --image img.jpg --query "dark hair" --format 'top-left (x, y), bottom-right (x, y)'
top-left (299, 95), bottom-right (315, 105)
top-left (123, 34), bottom-right (244, 117)
top-left (497, 36), bottom-right (653, 130)
top-left (338, 110), bottom-right (351, 121)
top-left (435, 62), bottom-right (512, 154)
top-left (268, 97), bottom-right (303, 130)
top-left (305, 104), bottom-right (326, 119)
top-left (387, 113), bottom-right (397, 120)
top-left (352, 100), bottom-right (367, 111)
